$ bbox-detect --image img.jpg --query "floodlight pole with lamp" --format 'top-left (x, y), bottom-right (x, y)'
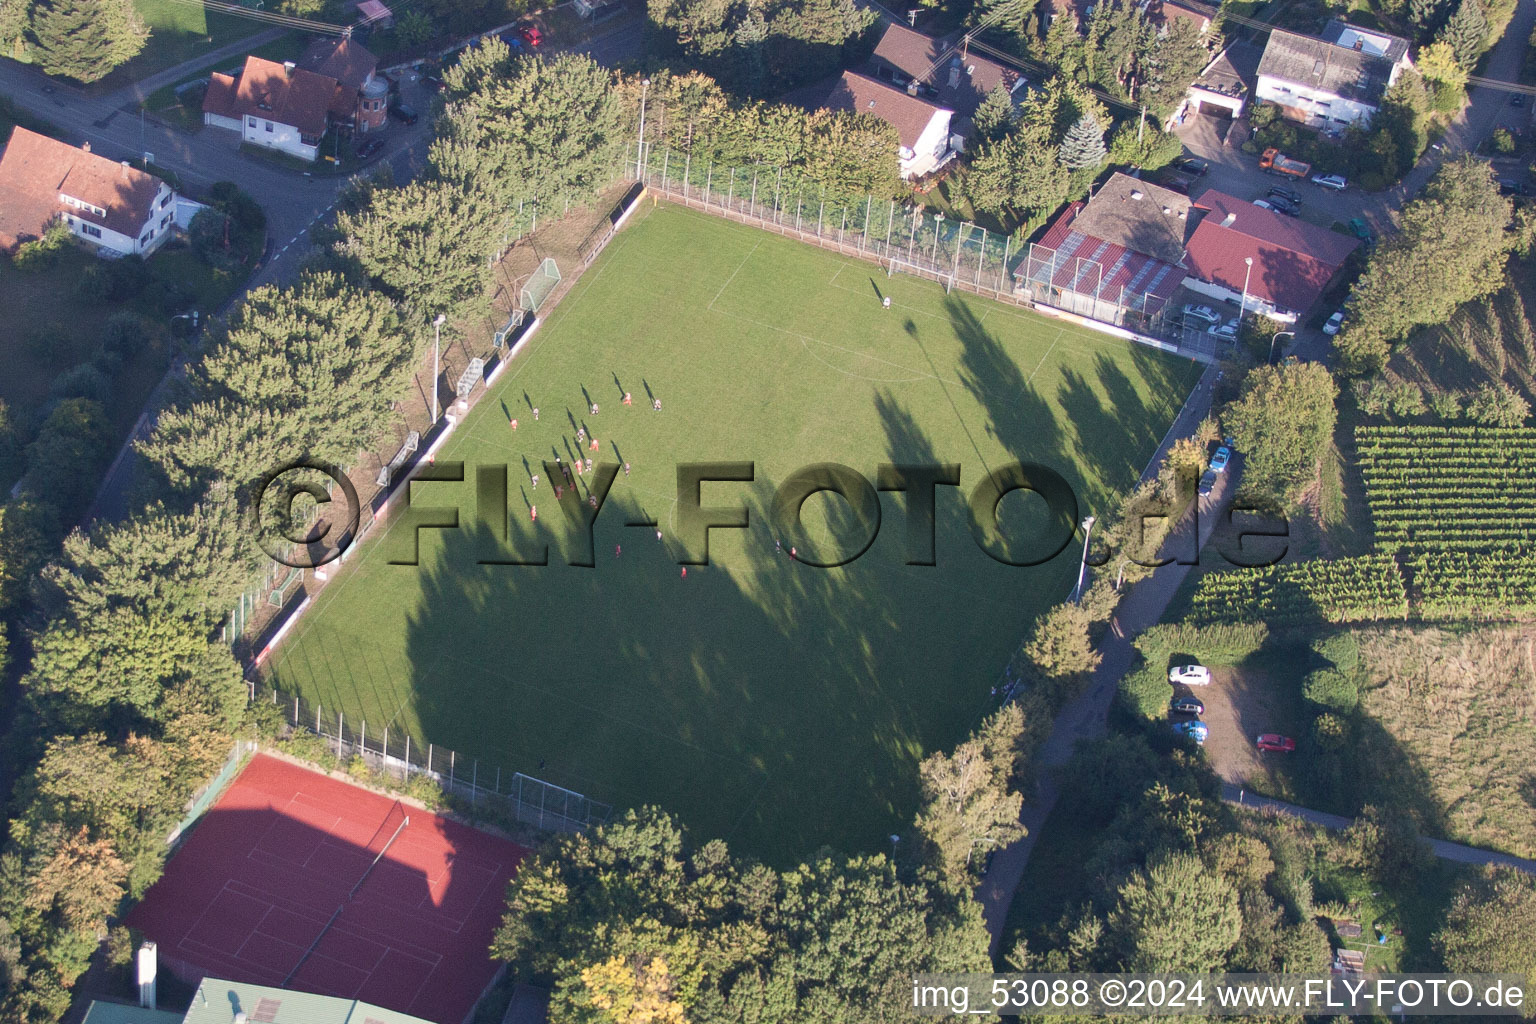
top-left (1238, 256), bottom-right (1253, 324)
top-left (1072, 515), bottom-right (1096, 603)
top-left (636, 78), bottom-right (651, 180)
top-left (1269, 330), bottom-right (1295, 365)
top-left (432, 313), bottom-right (446, 423)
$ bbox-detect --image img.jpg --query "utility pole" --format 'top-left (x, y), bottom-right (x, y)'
top-left (431, 314), bottom-right (446, 423)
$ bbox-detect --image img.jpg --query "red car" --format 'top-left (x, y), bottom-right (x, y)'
top-left (517, 23), bottom-right (543, 46)
top-left (1255, 734), bottom-right (1296, 753)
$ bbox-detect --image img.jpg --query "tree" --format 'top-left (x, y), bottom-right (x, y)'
top-left (1302, 668), bottom-right (1358, 711)
top-left (1437, 0), bottom-right (1489, 68)
top-left (1222, 361), bottom-right (1338, 500)
top-left (1435, 868), bottom-right (1536, 981)
top-left (1143, 19), bottom-right (1209, 117)
top-left (1024, 601), bottom-right (1101, 682)
top-left (914, 704), bottom-right (1027, 883)
top-left (964, 132), bottom-right (1069, 220)
top-left (1110, 852), bottom-right (1242, 971)
top-left (27, 0), bottom-right (146, 82)
top-left (0, 0), bottom-right (25, 58)
top-left (1417, 39), bottom-right (1470, 92)
top-left (1059, 112), bottom-right (1107, 169)
top-left (1340, 158), bottom-right (1513, 372)
top-left (970, 83), bottom-right (1017, 148)
top-left (578, 955), bottom-right (689, 1024)
top-left (1466, 382), bottom-right (1530, 425)
top-left (1107, 118), bottom-right (1183, 170)
top-left (21, 397), bottom-right (113, 521)
top-left (144, 273), bottom-right (410, 495)
top-left (493, 809), bottom-right (990, 1023)
top-left (1410, 0), bottom-right (1451, 37)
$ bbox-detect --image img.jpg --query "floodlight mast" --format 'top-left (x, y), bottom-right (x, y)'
top-left (432, 313), bottom-right (446, 423)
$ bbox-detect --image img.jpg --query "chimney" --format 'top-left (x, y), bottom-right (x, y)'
top-left (82, 141), bottom-right (91, 152)
top-left (121, 160), bottom-right (131, 176)
top-left (1130, 190), bottom-right (1144, 200)
top-left (907, 81), bottom-right (919, 96)
top-left (1354, 38), bottom-right (1363, 49)
top-left (284, 60), bottom-right (297, 75)
top-left (1221, 212), bottom-right (1237, 227)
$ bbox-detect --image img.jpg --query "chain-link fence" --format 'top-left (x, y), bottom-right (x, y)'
top-left (636, 146), bottom-right (1029, 302)
top-left (255, 685), bottom-right (612, 834)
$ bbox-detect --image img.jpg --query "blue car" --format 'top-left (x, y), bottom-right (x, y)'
top-left (1210, 446), bottom-right (1231, 473)
top-left (1172, 720), bottom-right (1208, 745)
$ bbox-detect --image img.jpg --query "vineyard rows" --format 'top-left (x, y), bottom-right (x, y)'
top-left (1412, 550), bottom-right (1536, 620)
top-left (1356, 425), bottom-right (1536, 551)
top-left (1188, 554), bottom-right (1408, 627)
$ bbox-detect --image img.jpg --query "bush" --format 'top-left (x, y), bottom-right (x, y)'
top-left (1428, 391), bottom-right (1464, 420)
top-left (105, 255), bottom-right (152, 300)
top-left (47, 364), bottom-right (112, 405)
top-left (1466, 383), bottom-right (1530, 426)
top-left (25, 324), bottom-right (67, 361)
top-left (1119, 658), bottom-right (1174, 719)
top-left (1357, 171), bottom-right (1389, 192)
top-left (1302, 667), bottom-right (1358, 711)
top-left (1311, 632), bottom-right (1359, 675)
top-left (209, 181), bottom-right (266, 233)
top-left (12, 222), bottom-right (73, 271)
top-left (1137, 621), bottom-right (1271, 665)
top-left (1491, 128), bottom-right (1516, 155)
top-left (1312, 712), bottom-right (1349, 749)
top-left (72, 262), bottom-right (112, 303)
top-left (102, 311), bottom-right (150, 358)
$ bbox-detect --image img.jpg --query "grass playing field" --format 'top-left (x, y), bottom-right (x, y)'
top-left (267, 202), bottom-right (1202, 863)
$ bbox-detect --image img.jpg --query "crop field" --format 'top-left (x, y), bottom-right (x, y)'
top-left (264, 202), bottom-right (1201, 862)
top-left (1187, 554), bottom-right (1408, 627)
top-left (1357, 425), bottom-right (1536, 552)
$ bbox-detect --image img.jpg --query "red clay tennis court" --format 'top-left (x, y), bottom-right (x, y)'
top-left (127, 754), bottom-right (529, 1023)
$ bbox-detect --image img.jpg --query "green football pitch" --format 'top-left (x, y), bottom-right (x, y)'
top-left (268, 202), bottom-right (1202, 863)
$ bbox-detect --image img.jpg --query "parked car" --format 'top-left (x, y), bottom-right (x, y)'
top-left (1197, 469), bottom-right (1218, 496)
top-left (1513, 94), bottom-right (1525, 107)
top-left (1497, 178), bottom-right (1531, 197)
top-left (1267, 196), bottom-right (1300, 217)
top-left (517, 22), bottom-right (543, 46)
top-left (1210, 445), bottom-right (1231, 473)
top-left (1346, 217), bottom-right (1375, 242)
top-left (1158, 170), bottom-right (1197, 195)
top-left (1256, 734), bottom-right (1296, 752)
top-left (1207, 321), bottom-right (1239, 342)
top-left (1267, 185), bottom-right (1302, 204)
top-left (422, 74), bottom-right (444, 91)
top-left (1181, 303), bottom-right (1220, 326)
top-left (388, 101), bottom-right (418, 124)
top-left (1323, 310), bottom-right (1345, 335)
top-left (1169, 664), bottom-right (1212, 686)
top-left (1311, 173), bottom-right (1348, 191)
top-left (1252, 198), bottom-right (1277, 212)
top-left (1170, 697), bottom-right (1206, 715)
top-left (354, 137), bottom-right (385, 159)
top-left (499, 31), bottom-right (527, 51)
top-left (1172, 155), bottom-right (1209, 176)
top-left (1172, 720), bottom-right (1209, 744)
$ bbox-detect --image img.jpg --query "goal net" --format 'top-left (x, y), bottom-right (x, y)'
top-left (886, 254), bottom-right (955, 293)
top-left (520, 258), bottom-right (561, 314)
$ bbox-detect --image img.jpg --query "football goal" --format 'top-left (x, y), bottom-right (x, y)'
top-left (885, 254), bottom-right (955, 293)
top-left (520, 258), bottom-right (561, 314)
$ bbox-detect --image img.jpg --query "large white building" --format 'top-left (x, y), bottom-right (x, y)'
top-left (203, 56), bottom-right (347, 162)
top-left (1255, 20), bottom-right (1411, 128)
top-left (0, 127), bottom-right (200, 257)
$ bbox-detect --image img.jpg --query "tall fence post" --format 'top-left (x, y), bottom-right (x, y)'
top-left (1002, 236), bottom-right (1012, 295)
top-left (704, 161), bottom-right (713, 206)
top-left (727, 168), bottom-right (735, 213)
top-left (472, 760), bottom-right (478, 805)
top-left (683, 152), bottom-right (691, 198)
top-left (428, 743), bottom-right (433, 774)
top-left (337, 711), bottom-right (344, 758)
top-left (317, 703), bottom-right (322, 734)
top-left (361, 719), bottom-right (366, 756)
top-left (405, 734), bottom-right (411, 772)
top-left (749, 168), bottom-right (758, 218)
top-left (450, 749), bottom-right (455, 791)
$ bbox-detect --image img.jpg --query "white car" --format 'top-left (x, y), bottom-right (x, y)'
top-left (1207, 321), bottom-right (1239, 342)
top-left (1181, 303), bottom-right (1221, 326)
top-left (1323, 310), bottom-right (1344, 335)
top-left (1311, 174), bottom-right (1348, 191)
top-left (1252, 198), bottom-right (1276, 211)
top-left (1168, 664), bottom-right (1213, 686)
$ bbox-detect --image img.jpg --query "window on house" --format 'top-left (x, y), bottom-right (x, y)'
top-left (141, 230), bottom-right (153, 245)
top-left (160, 195), bottom-right (171, 208)
top-left (161, 214), bottom-right (172, 227)
top-left (248, 117), bottom-right (257, 128)
top-left (266, 121), bottom-right (274, 132)
top-left (81, 224), bottom-right (101, 238)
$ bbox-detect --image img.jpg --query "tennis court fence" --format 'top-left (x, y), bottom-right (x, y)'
top-left (253, 685), bottom-right (612, 834)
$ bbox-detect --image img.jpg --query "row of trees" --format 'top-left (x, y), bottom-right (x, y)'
top-left (1, 0), bottom-right (146, 82)
top-left (646, 0), bottom-right (874, 98)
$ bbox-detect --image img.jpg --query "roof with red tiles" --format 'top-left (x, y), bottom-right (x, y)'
top-left (0, 127), bottom-right (165, 247)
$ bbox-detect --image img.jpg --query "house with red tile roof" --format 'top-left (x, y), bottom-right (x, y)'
top-left (203, 56), bottom-right (349, 161)
top-left (296, 35), bottom-right (389, 136)
top-left (1182, 188), bottom-right (1359, 322)
top-left (0, 127), bottom-right (196, 256)
top-left (1018, 173), bottom-right (1194, 327)
top-left (786, 71), bottom-right (954, 179)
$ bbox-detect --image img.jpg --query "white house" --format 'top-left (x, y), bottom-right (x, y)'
top-left (203, 56), bottom-right (344, 162)
top-left (0, 127), bottom-right (196, 257)
top-left (789, 71), bottom-right (955, 179)
top-left (1255, 20), bottom-right (1411, 128)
